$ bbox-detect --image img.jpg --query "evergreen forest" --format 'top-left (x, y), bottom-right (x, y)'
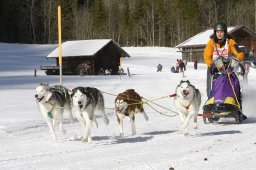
top-left (0, 0), bottom-right (256, 46)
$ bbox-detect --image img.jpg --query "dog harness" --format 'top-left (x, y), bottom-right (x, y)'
top-left (170, 93), bottom-right (191, 110)
top-left (181, 103), bottom-right (191, 110)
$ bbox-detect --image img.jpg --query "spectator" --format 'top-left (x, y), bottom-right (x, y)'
top-left (170, 66), bottom-right (176, 73)
top-left (176, 59), bottom-right (180, 73)
top-left (194, 60), bottom-right (198, 70)
top-left (244, 62), bottom-right (250, 84)
top-left (157, 63), bottom-right (163, 72)
top-left (179, 60), bottom-right (185, 73)
top-left (183, 59), bottom-right (187, 70)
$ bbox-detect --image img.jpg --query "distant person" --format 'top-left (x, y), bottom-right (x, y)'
top-left (244, 62), bottom-right (250, 84)
top-left (182, 59), bottom-right (187, 70)
top-left (176, 59), bottom-right (180, 73)
top-left (104, 69), bottom-right (109, 75)
top-left (157, 63), bottom-right (163, 72)
top-left (194, 60), bottom-right (198, 70)
top-left (98, 68), bottom-right (105, 75)
top-left (170, 66), bottom-right (176, 73)
top-left (179, 60), bottom-right (185, 73)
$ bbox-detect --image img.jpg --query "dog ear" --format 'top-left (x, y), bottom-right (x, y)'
top-left (180, 80), bottom-right (188, 85)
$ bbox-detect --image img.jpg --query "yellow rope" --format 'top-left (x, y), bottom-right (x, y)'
top-left (227, 71), bottom-right (241, 109)
top-left (145, 102), bottom-right (178, 117)
top-left (101, 90), bottom-right (177, 117)
top-left (143, 97), bottom-right (179, 115)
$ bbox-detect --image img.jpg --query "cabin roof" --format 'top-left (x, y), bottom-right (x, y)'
top-left (47, 39), bottom-right (130, 58)
top-left (176, 25), bottom-right (256, 48)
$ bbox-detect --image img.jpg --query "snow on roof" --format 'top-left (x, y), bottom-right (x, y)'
top-left (176, 27), bottom-right (236, 48)
top-left (47, 39), bottom-right (112, 58)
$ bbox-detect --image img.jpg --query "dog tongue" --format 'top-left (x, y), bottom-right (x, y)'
top-left (183, 92), bottom-right (189, 96)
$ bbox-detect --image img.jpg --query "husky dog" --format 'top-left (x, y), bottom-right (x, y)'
top-left (35, 83), bottom-right (74, 141)
top-left (174, 80), bottom-right (201, 136)
top-left (71, 87), bottom-right (109, 143)
top-left (115, 89), bottom-right (148, 136)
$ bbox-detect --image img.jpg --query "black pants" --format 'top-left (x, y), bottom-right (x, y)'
top-left (206, 67), bottom-right (212, 98)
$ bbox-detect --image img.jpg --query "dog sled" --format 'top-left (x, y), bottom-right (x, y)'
top-left (202, 57), bottom-right (247, 124)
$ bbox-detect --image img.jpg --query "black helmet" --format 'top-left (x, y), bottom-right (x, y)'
top-left (214, 22), bottom-right (227, 33)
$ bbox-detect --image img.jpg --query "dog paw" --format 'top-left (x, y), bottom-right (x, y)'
top-left (119, 133), bottom-right (124, 137)
top-left (61, 130), bottom-right (67, 135)
top-left (81, 138), bottom-right (88, 143)
top-left (183, 129), bottom-right (189, 136)
top-left (104, 118), bottom-right (109, 125)
top-left (193, 123), bottom-right (198, 129)
top-left (144, 114), bottom-right (149, 121)
top-left (81, 138), bottom-right (92, 143)
top-left (69, 118), bottom-right (75, 123)
top-left (183, 132), bottom-right (189, 136)
top-left (93, 122), bottom-right (98, 128)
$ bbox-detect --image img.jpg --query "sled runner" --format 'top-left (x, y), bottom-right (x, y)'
top-left (202, 57), bottom-right (246, 124)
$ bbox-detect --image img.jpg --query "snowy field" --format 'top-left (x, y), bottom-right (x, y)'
top-left (0, 43), bottom-right (256, 170)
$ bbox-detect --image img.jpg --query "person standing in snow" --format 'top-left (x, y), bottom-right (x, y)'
top-left (204, 22), bottom-right (244, 97)
top-left (157, 63), bottom-right (163, 72)
top-left (194, 60), bottom-right (198, 70)
top-left (182, 59), bottom-right (187, 70)
top-left (176, 59), bottom-right (180, 73)
top-left (243, 62), bottom-right (250, 84)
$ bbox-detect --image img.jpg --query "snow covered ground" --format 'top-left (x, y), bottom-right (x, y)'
top-left (0, 43), bottom-right (256, 170)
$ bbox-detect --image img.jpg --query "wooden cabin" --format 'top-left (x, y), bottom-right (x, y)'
top-left (176, 25), bottom-right (256, 63)
top-left (42, 39), bottom-right (131, 75)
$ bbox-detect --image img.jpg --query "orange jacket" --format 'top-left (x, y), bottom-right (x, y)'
top-left (204, 38), bottom-right (244, 67)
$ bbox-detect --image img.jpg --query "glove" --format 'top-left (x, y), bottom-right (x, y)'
top-left (214, 57), bottom-right (224, 71)
top-left (230, 57), bottom-right (240, 68)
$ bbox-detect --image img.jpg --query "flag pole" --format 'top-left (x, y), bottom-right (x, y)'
top-left (58, 0), bottom-right (63, 85)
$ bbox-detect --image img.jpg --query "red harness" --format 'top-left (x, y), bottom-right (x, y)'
top-left (169, 93), bottom-right (177, 97)
top-left (181, 103), bottom-right (191, 110)
top-left (170, 93), bottom-right (191, 110)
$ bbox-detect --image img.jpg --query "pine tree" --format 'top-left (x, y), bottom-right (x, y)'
top-left (92, 0), bottom-right (107, 38)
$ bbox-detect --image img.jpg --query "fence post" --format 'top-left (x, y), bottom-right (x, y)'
top-left (127, 67), bottom-right (131, 77)
top-left (34, 69), bottom-right (37, 77)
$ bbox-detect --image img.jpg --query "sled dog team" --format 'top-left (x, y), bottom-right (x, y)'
top-left (35, 81), bottom-right (201, 142)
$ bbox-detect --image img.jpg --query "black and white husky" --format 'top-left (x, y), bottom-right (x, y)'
top-left (35, 83), bottom-right (74, 141)
top-left (71, 87), bottom-right (109, 143)
top-left (174, 80), bottom-right (201, 136)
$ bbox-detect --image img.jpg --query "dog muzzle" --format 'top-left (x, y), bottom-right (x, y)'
top-left (78, 104), bottom-right (83, 110)
top-left (182, 91), bottom-right (189, 97)
top-left (116, 107), bottom-right (124, 112)
top-left (35, 95), bottom-right (44, 102)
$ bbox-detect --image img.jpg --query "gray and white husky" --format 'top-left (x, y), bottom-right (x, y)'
top-left (71, 87), bottom-right (109, 143)
top-left (174, 80), bottom-right (201, 136)
top-left (35, 83), bottom-right (74, 141)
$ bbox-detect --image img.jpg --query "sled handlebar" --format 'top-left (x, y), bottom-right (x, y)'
top-left (212, 57), bottom-right (245, 75)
